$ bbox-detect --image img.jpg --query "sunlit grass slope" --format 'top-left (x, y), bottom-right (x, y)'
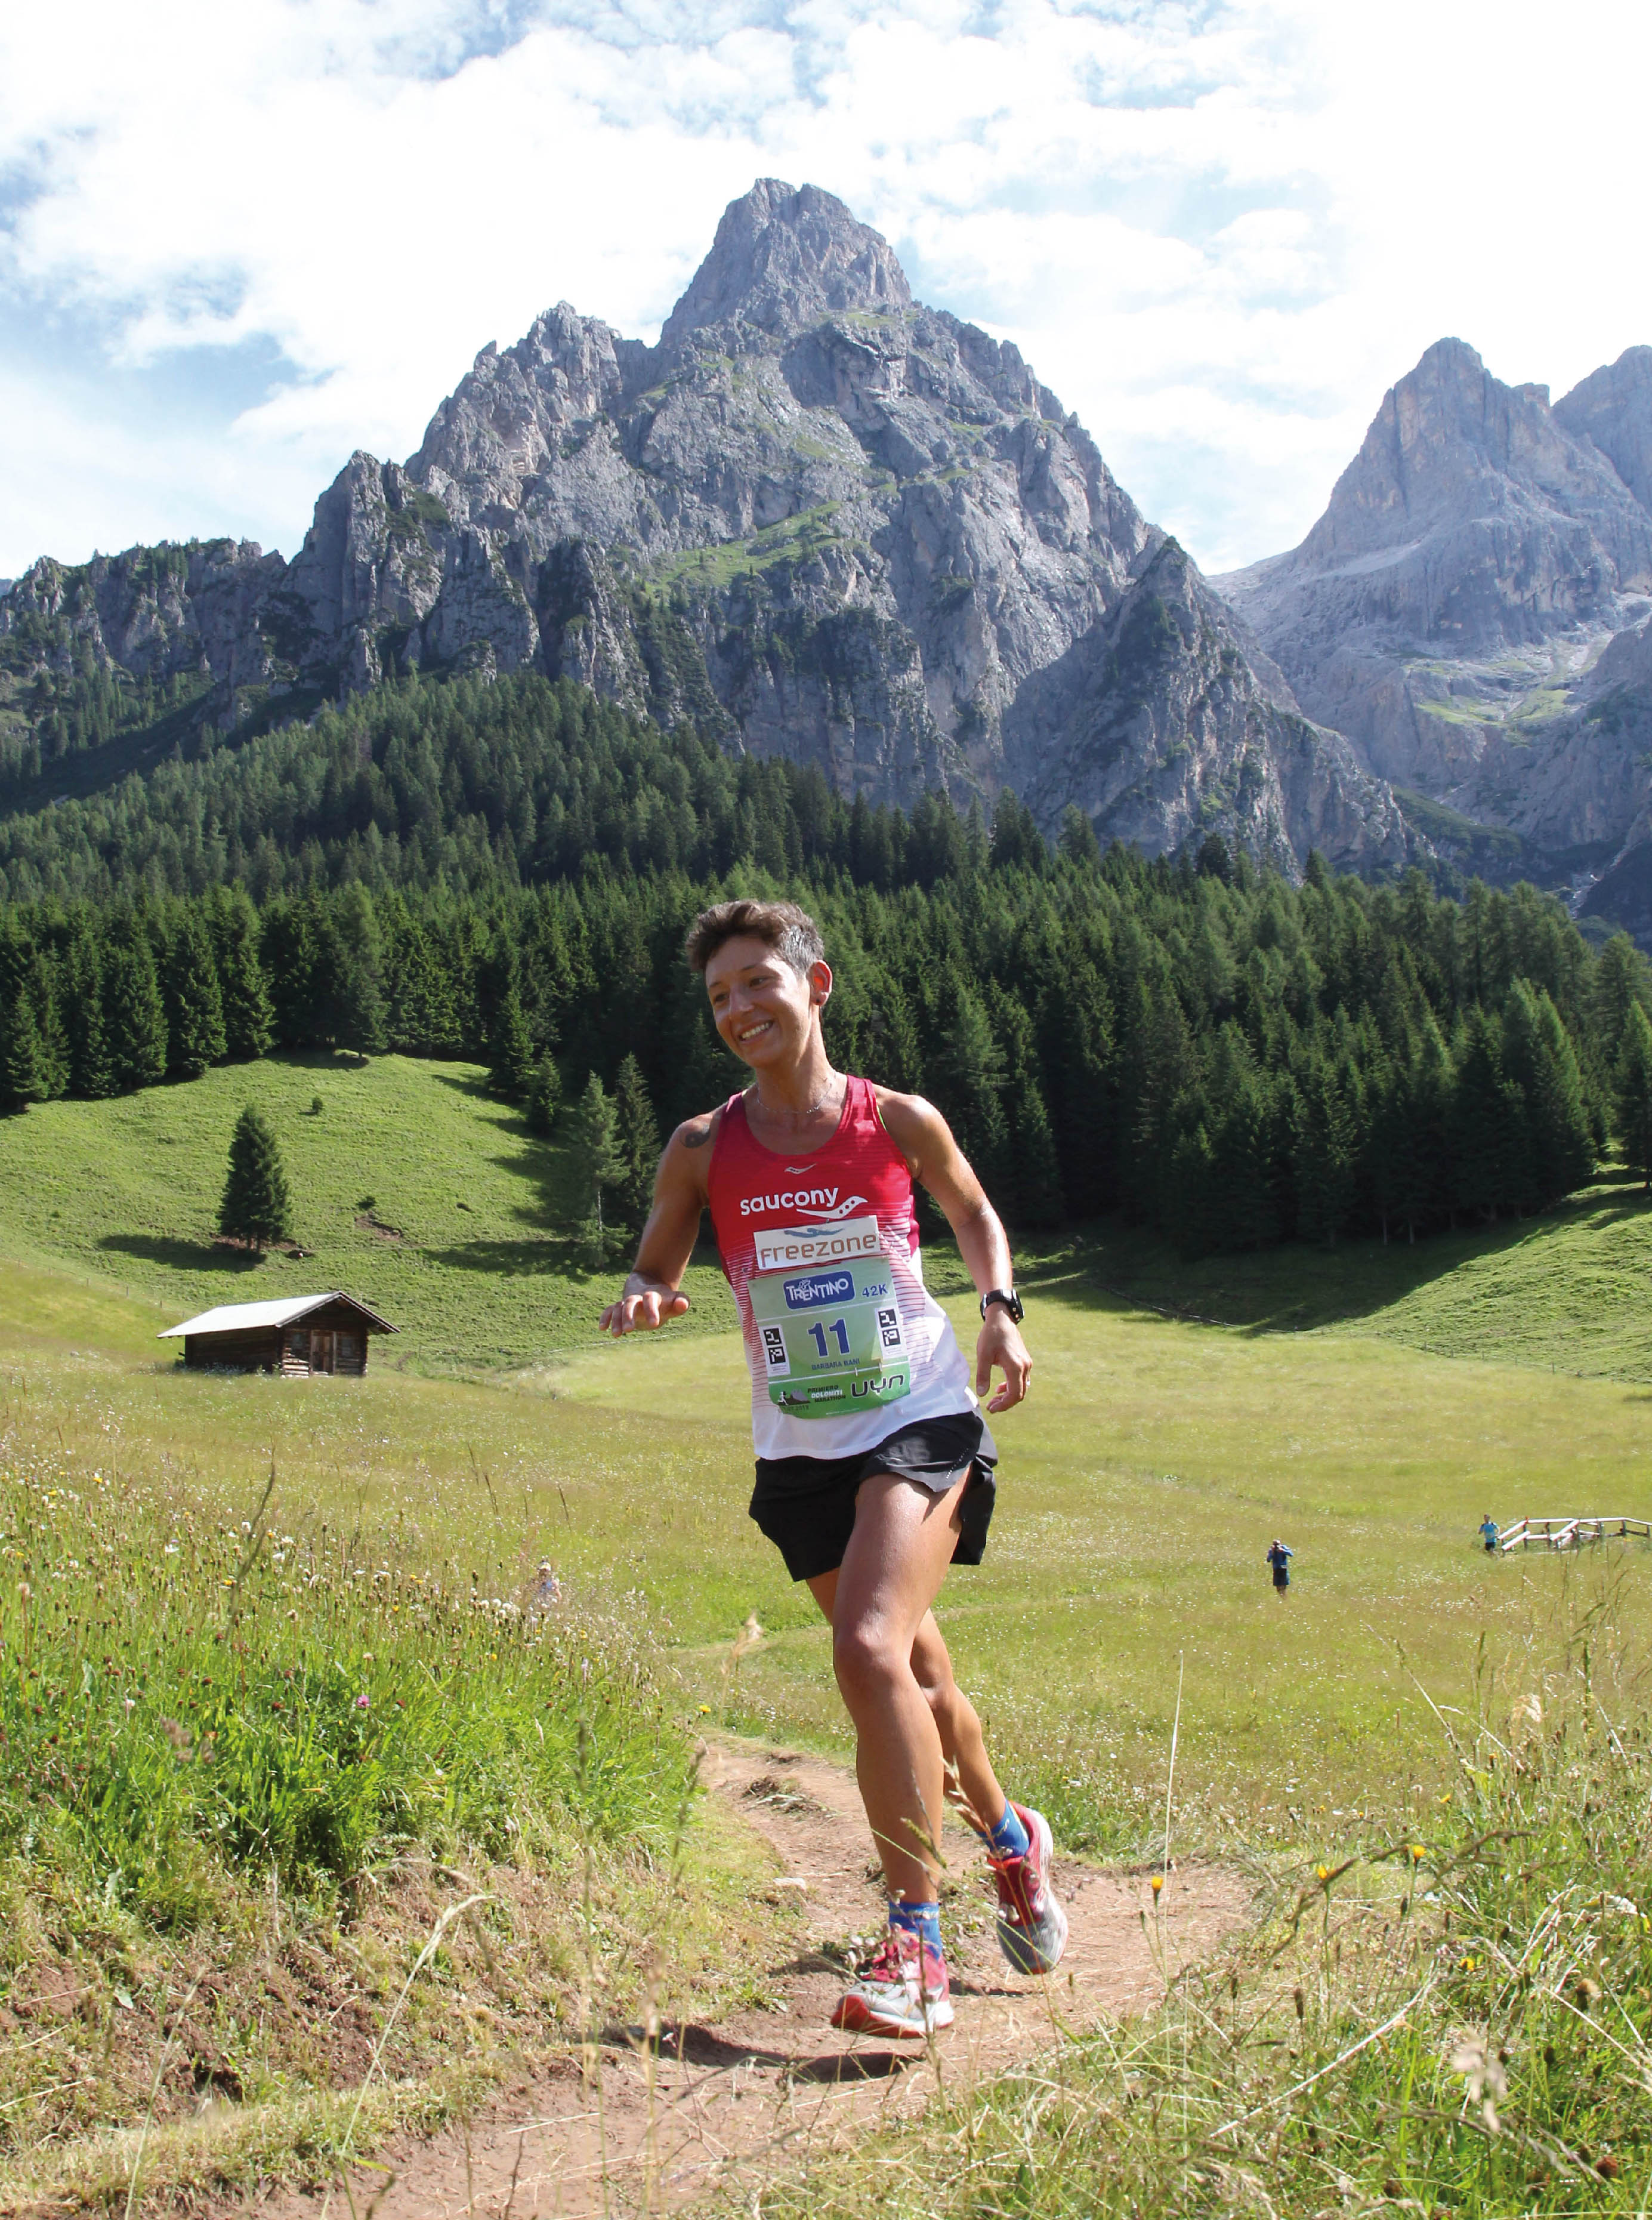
top-left (1088, 1171), bottom-right (1652, 1379)
top-left (0, 1052), bottom-right (736, 1371)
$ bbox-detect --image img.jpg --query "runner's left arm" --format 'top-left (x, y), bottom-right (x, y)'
top-left (598, 1112), bottom-right (716, 1337)
top-left (876, 1090), bottom-right (1031, 1413)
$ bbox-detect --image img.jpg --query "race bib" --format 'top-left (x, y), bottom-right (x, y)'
top-left (747, 1216), bottom-right (910, 1419)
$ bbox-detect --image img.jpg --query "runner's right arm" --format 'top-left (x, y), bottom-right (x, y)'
top-left (598, 1109), bottom-right (720, 1336)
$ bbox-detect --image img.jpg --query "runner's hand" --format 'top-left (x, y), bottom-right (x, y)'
top-left (975, 1312), bottom-right (1031, 1413)
top-left (600, 1281), bottom-right (690, 1337)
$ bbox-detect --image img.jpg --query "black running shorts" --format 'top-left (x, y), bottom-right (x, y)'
top-left (749, 1410), bottom-right (998, 1584)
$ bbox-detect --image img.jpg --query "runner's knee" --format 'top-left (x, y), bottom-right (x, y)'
top-left (832, 1618), bottom-right (904, 1702)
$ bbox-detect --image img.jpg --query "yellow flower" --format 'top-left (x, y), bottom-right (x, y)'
top-left (1317, 1865), bottom-right (1330, 1883)
top-left (1151, 1874), bottom-right (1163, 1897)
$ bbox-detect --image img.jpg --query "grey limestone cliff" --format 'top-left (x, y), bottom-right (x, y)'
top-left (1216, 337), bottom-right (1652, 909)
top-left (1, 179), bottom-right (1411, 873)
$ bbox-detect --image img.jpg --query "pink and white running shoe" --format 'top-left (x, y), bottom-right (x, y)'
top-left (829, 1928), bottom-right (954, 2038)
top-left (989, 1803), bottom-right (1069, 1975)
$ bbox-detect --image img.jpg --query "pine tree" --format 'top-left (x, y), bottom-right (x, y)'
top-left (927, 969), bottom-right (1008, 1190)
top-left (1292, 1054), bottom-right (1357, 1246)
top-left (103, 927), bottom-right (168, 1093)
top-left (1502, 979), bottom-right (1594, 1208)
top-left (331, 884), bottom-right (387, 1056)
top-left (487, 985), bottom-right (535, 1099)
top-left (1613, 1001), bottom-right (1652, 1192)
top-left (1058, 804), bottom-right (1102, 870)
top-left (217, 1105), bottom-right (293, 1251)
top-left (569, 1072), bottom-right (629, 1265)
top-left (206, 887), bottom-right (274, 1060)
top-left (1449, 1010), bottom-right (1524, 1223)
top-left (162, 908), bottom-right (227, 1080)
top-left (526, 1052), bottom-right (563, 1138)
top-left (0, 985), bottom-right (45, 1114)
top-left (986, 983), bottom-right (1062, 1226)
top-left (611, 1053), bottom-right (662, 1228)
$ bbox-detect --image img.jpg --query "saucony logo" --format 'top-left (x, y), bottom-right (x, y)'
top-left (737, 1186), bottom-right (869, 1220)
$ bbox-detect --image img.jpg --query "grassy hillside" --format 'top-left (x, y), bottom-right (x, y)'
top-left (1070, 1171), bottom-right (1652, 1380)
top-left (7, 1054), bottom-right (1652, 1384)
top-left (0, 1052), bottom-right (736, 1372)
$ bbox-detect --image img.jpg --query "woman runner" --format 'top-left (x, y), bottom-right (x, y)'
top-left (599, 899), bottom-right (1066, 2039)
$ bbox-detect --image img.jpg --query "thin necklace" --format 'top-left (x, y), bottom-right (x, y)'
top-left (751, 1074), bottom-right (841, 1128)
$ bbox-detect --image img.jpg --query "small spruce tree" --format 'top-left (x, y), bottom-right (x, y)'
top-left (217, 1105), bottom-right (294, 1253)
top-left (526, 1052), bottom-right (563, 1137)
top-left (611, 1053), bottom-right (662, 1227)
top-left (488, 985), bottom-right (535, 1099)
top-left (569, 1072), bottom-right (628, 1266)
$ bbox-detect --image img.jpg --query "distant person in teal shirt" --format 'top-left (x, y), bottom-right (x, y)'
top-left (1480, 1515), bottom-right (1500, 1555)
top-left (1266, 1539), bottom-right (1293, 1594)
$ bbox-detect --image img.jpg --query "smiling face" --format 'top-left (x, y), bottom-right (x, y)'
top-left (703, 934), bottom-right (831, 1072)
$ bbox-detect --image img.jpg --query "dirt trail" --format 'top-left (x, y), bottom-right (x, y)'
top-left (249, 1740), bottom-right (1250, 2219)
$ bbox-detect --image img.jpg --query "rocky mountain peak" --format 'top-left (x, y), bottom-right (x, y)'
top-left (0, 178), bottom-right (1417, 883)
top-left (1297, 336), bottom-right (1638, 568)
top-left (1555, 345), bottom-right (1652, 514)
top-left (658, 179), bottom-right (910, 352)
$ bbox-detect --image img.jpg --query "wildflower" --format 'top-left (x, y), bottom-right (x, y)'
top-left (1317, 1864), bottom-right (1330, 1883)
top-left (356, 1694), bottom-right (369, 1709)
top-left (1449, 2034), bottom-right (1506, 2132)
top-left (1410, 1845), bottom-right (1425, 1863)
top-left (697, 1704), bottom-right (712, 1715)
top-left (1151, 1874), bottom-right (1163, 1898)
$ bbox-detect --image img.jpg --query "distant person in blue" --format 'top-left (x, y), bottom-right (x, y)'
top-left (1480, 1515), bottom-right (1500, 1555)
top-left (1266, 1538), bottom-right (1293, 1595)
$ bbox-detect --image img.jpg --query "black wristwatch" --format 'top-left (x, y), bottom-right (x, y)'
top-left (980, 1287), bottom-right (1024, 1324)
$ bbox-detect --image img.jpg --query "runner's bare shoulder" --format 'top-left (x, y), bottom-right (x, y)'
top-left (869, 1086), bottom-right (950, 1173)
top-left (663, 1103), bottom-right (727, 1190)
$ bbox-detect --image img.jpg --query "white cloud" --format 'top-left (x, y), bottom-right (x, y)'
top-left (1, 0), bottom-right (1648, 578)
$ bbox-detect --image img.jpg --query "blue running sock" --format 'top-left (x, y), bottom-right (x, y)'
top-left (888, 1898), bottom-right (943, 1956)
top-left (985, 1801), bottom-right (1031, 1861)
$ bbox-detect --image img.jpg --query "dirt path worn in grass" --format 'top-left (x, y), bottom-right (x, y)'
top-left (249, 1740), bottom-right (1250, 2220)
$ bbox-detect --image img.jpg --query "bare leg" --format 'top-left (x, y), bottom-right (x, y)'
top-left (910, 1611), bottom-right (1010, 1835)
top-left (810, 1569), bottom-right (1009, 1839)
top-left (806, 1476), bottom-right (1006, 1903)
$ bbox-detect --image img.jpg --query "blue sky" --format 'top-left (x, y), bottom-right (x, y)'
top-left (2, 0), bottom-right (1647, 580)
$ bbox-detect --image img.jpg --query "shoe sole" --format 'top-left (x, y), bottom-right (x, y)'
top-left (995, 1806), bottom-right (1070, 1975)
top-left (830, 1994), bottom-right (955, 2039)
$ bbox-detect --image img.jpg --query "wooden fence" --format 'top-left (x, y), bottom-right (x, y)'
top-left (1497, 1517), bottom-right (1652, 1553)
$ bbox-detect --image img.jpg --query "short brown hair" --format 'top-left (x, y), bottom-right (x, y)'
top-left (685, 899), bottom-right (825, 978)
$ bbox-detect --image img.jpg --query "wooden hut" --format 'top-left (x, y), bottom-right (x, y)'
top-left (159, 1293), bottom-right (396, 1376)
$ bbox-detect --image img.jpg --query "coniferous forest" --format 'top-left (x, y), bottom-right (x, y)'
top-left (2, 671), bottom-right (1651, 1257)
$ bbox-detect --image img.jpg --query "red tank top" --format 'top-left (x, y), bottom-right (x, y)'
top-left (706, 1075), bottom-right (975, 1458)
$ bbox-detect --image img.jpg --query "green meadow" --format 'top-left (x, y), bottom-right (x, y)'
top-left (0, 1050), bottom-right (737, 1373)
top-left (2, 1053), bottom-right (1650, 1851)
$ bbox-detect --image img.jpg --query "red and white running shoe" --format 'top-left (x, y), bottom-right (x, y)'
top-left (989, 1803), bottom-right (1069, 1975)
top-left (829, 1928), bottom-right (954, 2038)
